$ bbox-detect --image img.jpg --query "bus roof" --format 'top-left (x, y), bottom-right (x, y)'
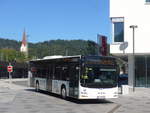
top-left (30, 55), bottom-right (117, 62)
top-left (30, 55), bottom-right (82, 62)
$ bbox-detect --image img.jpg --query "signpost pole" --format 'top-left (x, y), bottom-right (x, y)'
top-left (9, 72), bottom-right (12, 84)
top-left (7, 63), bottom-right (13, 85)
top-left (130, 25), bottom-right (138, 92)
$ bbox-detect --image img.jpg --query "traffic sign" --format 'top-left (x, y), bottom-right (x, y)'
top-left (7, 65), bottom-right (13, 72)
top-left (120, 42), bottom-right (128, 51)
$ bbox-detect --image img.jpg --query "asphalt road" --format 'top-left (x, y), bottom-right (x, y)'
top-left (0, 80), bottom-right (118, 113)
top-left (1, 79), bottom-right (150, 113)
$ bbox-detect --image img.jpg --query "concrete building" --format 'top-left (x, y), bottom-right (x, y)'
top-left (110, 0), bottom-right (150, 88)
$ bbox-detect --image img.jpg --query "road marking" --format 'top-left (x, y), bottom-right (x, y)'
top-left (107, 104), bottom-right (121, 113)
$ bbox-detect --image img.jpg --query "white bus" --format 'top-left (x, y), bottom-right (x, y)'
top-left (29, 55), bottom-right (119, 99)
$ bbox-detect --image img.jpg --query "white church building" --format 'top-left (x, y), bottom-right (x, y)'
top-left (110, 0), bottom-right (150, 88)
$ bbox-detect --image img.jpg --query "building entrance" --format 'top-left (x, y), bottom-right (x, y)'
top-left (135, 56), bottom-right (150, 87)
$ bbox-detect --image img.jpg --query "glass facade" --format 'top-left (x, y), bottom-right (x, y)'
top-left (114, 22), bottom-right (124, 42)
top-left (135, 56), bottom-right (150, 87)
top-left (146, 0), bottom-right (150, 3)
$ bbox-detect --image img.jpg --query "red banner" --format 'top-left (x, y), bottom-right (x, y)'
top-left (100, 36), bottom-right (107, 56)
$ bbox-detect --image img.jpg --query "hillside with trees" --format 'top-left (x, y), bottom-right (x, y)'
top-left (0, 38), bottom-right (21, 50)
top-left (0, 38), bottom-right (98, 62)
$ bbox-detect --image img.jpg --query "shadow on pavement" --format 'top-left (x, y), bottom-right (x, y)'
top-left (12, 81), bottom-right (28, 87)
top-left (25, 89), bottom-right (114, 104)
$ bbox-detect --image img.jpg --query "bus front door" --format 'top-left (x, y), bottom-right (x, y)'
top-left (69, 65), bottom-right (79, 98)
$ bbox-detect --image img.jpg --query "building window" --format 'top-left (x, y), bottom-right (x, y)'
top-left (146, 0), bottom-right (150, 3)
top-left (111, 17), bottom-right (124, 43)
top-left (114, 22), bottom-right (124, 42)
top-left (146, 0), bottom-right (150, 4)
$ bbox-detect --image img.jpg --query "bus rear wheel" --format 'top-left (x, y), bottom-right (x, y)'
top-left (61, 87), bottom-right (66, 99)
top-left (35, 82), bottom-right (39, 92)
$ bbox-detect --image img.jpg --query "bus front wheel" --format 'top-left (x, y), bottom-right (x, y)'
top-left (61, 87), bottom-right (66, 99)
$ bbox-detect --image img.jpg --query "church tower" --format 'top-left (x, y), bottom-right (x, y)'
top-left (20, 29), bottom-right (28, 57)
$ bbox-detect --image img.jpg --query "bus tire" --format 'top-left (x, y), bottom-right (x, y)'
top-left (35, 81), bottom-right (39, 92)
top-left (61, 87), bottom-right (67, 99)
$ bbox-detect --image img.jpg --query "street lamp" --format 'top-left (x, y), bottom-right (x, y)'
top-left (129, 25), bottom-right (138, 92)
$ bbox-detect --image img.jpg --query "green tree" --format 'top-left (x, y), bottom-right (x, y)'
top-left (0, 48), bottom-right (26, 62)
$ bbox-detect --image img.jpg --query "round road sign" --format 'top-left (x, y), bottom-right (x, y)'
top-left (7, 65), bottom-right (13, 72)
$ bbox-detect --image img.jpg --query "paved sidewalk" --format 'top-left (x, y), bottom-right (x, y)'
top-left (109, 88), bottom-right (150, 113)
top-left (0, 79), bottom-right (31, 104)
top-left (0, 79), bottom-right (28, 90)
top-left (1, 79), bottom-right (150, 113)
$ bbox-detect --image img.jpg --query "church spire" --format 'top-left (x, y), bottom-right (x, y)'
top-left (22, 29), bottom-right (27, 46)
top-left (20, 29), bottom-right (28, 57)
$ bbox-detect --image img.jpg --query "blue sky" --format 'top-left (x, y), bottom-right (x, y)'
top-left (0, 0), bottom-right (110, 43)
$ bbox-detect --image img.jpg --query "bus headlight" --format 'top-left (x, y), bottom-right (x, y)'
top-left (81, 91), bottom-right (88, 95)
top-left (114, 92), bottom-right (118, 94)
top-left (81, 91), bottom-right (88, 97)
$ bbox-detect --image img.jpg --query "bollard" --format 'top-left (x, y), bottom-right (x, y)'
top-left (122, 85), bottom-right (129, 95)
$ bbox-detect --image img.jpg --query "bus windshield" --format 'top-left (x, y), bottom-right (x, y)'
top-left (80, 66), bottom-right (118, 88)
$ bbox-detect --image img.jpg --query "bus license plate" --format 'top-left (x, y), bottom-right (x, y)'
top-left (97, 96), bottom-right (105, 99)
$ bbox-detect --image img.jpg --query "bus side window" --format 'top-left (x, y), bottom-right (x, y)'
top-left (36, 68), bottom-right (41, 77)
top-left (61, 66), bottom-right (68, 81)
top-left (55, 66), bottom-right (61, 80)
top-left (48, 65), bottom-right (53, 79)
top-left (69, 65), bottom-right (79, 80)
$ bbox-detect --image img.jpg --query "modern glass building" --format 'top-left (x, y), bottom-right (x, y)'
top-left (110, 0), bottom-right (150, 88)
top-left (135, 56), bottom-right (150, 87)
